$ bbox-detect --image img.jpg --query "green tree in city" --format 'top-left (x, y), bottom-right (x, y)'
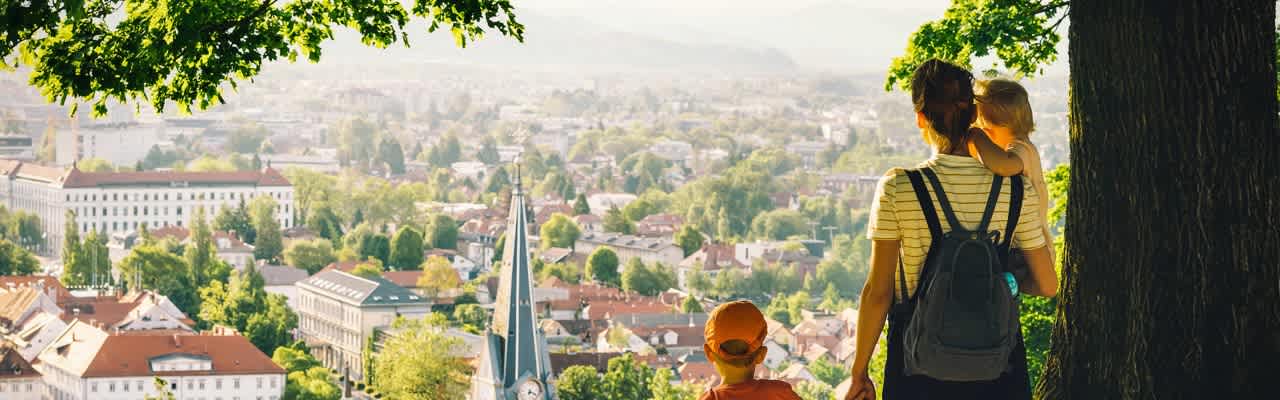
top-left (118, 244), bottom-right (198, 315)
top-left (808, 356), bottom-right (849, 388)
top-left (683, 265), bottom-right (712, 297)
top-left (679, 295), bottom-right (703, 314)
top-left (417, 256), bottom-right (461, 298)
top-left (306, 203), bottom-right (345, 247)
top-left (748, 209), bottom-right (811, 241)
top-left (389, 226), bottom-right (426, 270)
top-left (556, 365), bottom-right (603, 400)
top-left (649, 367), bottom-right (699, 400)
top-left (673, 225), bottom-right (704, 258)
top-left (273, 346), bottom-right (340, 400)
top-left (424, 214), bottom-right (459, 250)
top-left (60, 211), bottom-right (86, 285)
top-left (198, 265), bottom-right (298, 355)
top-left (77, 158), bottom-right (114, 172)
top-left (283, 239), bottom-right (337, 275)
top-left (350, 258), bottom-right (385, 280)
top-left (538, 262), bottom-right (582, 285)
top-left (185, 206), bottom-right (230, 287)
top-left (372, 315), bottom-right (471, 400)
top-left (249, 196), bottom-right (283, 262)
top-left (793, 380), bottom-right (834, 400)
top-left (377, 135), bottom-right (406, 174)
top-left (477, 137), bottom-right (501, 164)
top-left (586, 247), bottom-right (620, 287)
top-left (452, 303), bottom-right (488, 334)
top-left (0, 239), bottom-right (39, 276)
top-left (214, 198), bottom-right (256, 244)
top-left (491, 233), bottom-right (506, 264)
top-left (603, 206), bottom-right (635, 234)
top-left (573, 194), bottom-right (591, 215)
top-left (602, 353), bottom-right (654, 400)
top-left (539, 213), bottom-right (581, 250)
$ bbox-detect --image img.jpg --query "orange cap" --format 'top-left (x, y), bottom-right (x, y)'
top-left (703, 300), bottom-right (767, 362)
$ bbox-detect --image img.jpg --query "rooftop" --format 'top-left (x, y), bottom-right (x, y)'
top-left (297, 269), bottom-right (426, 306)
top-left (0, 159), bottom-right (291, 188)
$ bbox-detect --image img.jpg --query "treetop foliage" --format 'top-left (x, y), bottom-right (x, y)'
top-left (1, 0), bottom-right (524, 116)
top-left (884, 0), bottom-right (1068, 90)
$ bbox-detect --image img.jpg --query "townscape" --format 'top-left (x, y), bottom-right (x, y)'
top-left (0, 59), bottom-right (1070, 400)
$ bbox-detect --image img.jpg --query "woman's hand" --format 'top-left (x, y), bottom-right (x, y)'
top-left (843, 372), bottom-right (876, 400)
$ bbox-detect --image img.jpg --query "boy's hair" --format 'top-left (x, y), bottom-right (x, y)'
top-left (911, 59), bottom-right (976, 153)
top-left (975, 79), bottom-right (1036, 137)
top-left (716, 339), bottom-right (760, 367)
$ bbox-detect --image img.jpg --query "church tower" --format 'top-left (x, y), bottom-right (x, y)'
top-left (471, 165), bottom-right (557, 400)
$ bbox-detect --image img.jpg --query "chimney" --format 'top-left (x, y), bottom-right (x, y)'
top-left (173, 334), bottom-right (181, 348)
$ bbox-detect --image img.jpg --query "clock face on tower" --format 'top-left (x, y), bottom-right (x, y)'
top-left (518, 379), bottom-right (543, 400)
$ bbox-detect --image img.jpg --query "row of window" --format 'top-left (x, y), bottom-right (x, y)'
top-left (92, 375), bottom-right (279, 392)
top-left (65, 190), bottom-right (291, 203)
top-left (0, 381), bottom-right (36, 392)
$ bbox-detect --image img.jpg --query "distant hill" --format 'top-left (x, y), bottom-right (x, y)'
top-left (315, 12), bottom-right (797, 73)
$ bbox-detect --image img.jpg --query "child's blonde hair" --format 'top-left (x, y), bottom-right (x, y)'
top-left (974, 79), bottom-right (1035, 137)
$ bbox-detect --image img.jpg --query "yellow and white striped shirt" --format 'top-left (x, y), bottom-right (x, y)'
top-left (867, 154), bottom-right (1047, 299)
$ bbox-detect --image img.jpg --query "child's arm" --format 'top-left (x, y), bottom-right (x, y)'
top-left (967, 128), bottom-right (1024, 177)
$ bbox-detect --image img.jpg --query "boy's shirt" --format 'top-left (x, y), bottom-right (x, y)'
top-left (698, 379), bottom-right (803, 400)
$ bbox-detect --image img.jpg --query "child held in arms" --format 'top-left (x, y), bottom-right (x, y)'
top-left (967, 78), bottom-right (1056, 264)
top-left (699, 300), bottom-right (801, 400)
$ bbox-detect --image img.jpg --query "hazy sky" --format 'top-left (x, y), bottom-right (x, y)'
top-left (525, 0), bottom-right (951, 14)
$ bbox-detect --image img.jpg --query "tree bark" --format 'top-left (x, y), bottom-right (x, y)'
top-left (1040, 0), bottom-right (1280, 398)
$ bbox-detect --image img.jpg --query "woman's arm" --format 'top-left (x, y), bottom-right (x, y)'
top-left (1018, 245), bottom-right (1058, 297)
top-left (850, 239), bottom-right (900, 377)
top-left (967, 128), bottom-right (1024, 177)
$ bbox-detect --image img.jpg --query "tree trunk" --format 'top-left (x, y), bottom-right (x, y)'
top-left (1039, 1), bottom-right (1280, 398)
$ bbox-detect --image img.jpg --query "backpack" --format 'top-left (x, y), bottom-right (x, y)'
top-left (897, 167), bottom-right (1024, 382)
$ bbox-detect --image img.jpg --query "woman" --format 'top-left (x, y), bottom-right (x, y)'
top-left (843, 59), bottom-right (1057, 400)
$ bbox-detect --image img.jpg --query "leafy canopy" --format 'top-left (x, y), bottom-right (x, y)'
top-left (1, 0), bottom-right (524, 116)
top-left (884, 0), bottom-right (1068, 90)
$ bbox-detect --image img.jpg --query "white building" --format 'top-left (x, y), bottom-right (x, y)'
top-left (0, 135), bottom-right (35, 161)
top-left (295, 269), bottom-right (431, 382)
top-left (55, 122), bottom-right (163, 167)
top-left (0, 159), bottom-right (294, 255)
top-left (0, 346), bottom-right (42, 400)
top-left (574, 232), bottom-right (684, 270)
top-left (37, 320), bottom-right (286, 400)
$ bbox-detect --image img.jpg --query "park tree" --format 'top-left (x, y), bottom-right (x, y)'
top-left (585, 247), bottom-right (620, 287)
top-left (249, 196), bottom-right (283, 262)
top-left (0, 239), bottom-right (39, 276)
top-left (60, 211), bottom-right (85, 285)
top-left (539, 213), bottom-right (581, 249)
top-left (306, 203), bottom-right (345, 247)
top-left (648, 367), bottom-right (699, 400)
top-left (377, 135), bottom-right (406, 174)
top-left (793, 381), bottom-right (835, 400)
top-left (283, 239), bottom-right (337, 275)
top-left (417, 256), bottom-right (462, 298)
top-left (214, 199), bottom-right (256, 244)
top-left (273, 346), bottom-right (340, 400)
top-left (0, 0), bottom-right (522, 116)
top-left (389, 226), bottom-right (426, 270)
top-left (679, 295), bottom-right (703, 314)
top-left (603, 206), bottom-right (635, 234)
top-left (556, 365), bottom-right (603, 400)
top-left (199, 265), bottom-right (298, 355)
top-left (452, 303), bottom-right (488, 334)
top-left (602, 353), bottom-right (654, 400)
top-left (891, 1), bottom-right (1279, 398)
top-left (118, 244), bottom-right (199, 315)
top-left (477, 137), bottom-right (501, 164)
top-left (573, 193), bottom-right (591, 215)
top-left (673, 225), bottom-right (704, 257)
top-left (372, 315), bottom-right (471, 400)
top-left (424, 214), bottom-right (459, 250)
top-left (350, 258), bottom-right (385, 280)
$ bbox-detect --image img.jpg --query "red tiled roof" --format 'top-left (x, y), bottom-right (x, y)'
top-left (0, 275), bottom-right (74, 305)
top-left (681, 243), bottom-right (745, 272)
top-left (586, 299), bottom-right (673, 320)
top-left (83, 334), bottom-right (284, 377)
top-left (382, 270), bottom-right (424, 288)
top-left (149, 226), bottom-right (191, 242)
top-left (61, 167), bottom-right (291, 188)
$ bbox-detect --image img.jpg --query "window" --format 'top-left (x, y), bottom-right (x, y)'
top-left (234, 378), bottom-right (240, 389)
top-left (216, 378), bottom-right (222, 389)
top-left (137, 380), bottom-right (143, 391)
top-left (188, 380), bottom-right (194, 390)
top-left (257, 377), bottom-right (263, 389)
top-left (109, 382), bottom-right (115, 392)
top-left (200, 379), bottom-right (206, 389)
top-left (271, 376), bottom-right (278, 388)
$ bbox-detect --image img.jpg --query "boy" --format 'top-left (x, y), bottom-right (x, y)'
top-left (967, 78), bottom-right (1055, 264)
top-left (700, 300), bottom-right (802, 400)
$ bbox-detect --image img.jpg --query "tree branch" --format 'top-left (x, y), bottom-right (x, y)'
top-left (201, 0), bottom-right (277, 35)
top-left (1031, 0), bottom-right (1070, 16)
top-left (1048, 11), bottom-right (1069, 32)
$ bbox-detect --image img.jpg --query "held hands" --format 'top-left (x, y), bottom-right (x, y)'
top-left (842, 372), bottom-right (876, 400)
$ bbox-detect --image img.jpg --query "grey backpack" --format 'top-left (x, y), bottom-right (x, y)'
top-left (898, 168), bottom-right (1023, 382)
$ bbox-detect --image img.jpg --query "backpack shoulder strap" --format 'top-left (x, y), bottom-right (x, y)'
top-left (1001, 175), bottom-right (1024, 248)
top-left (976, 175), bottom-right (1004, 234)
top-left (920, 168), bottom-right (964, 232)
top-left (904, 169), bottom-right (943, 240)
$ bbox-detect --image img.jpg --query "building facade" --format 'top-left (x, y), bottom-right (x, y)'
top-left (574, 232), bottom-right (684, 270)
top-left (0, 160), bottom-right (293, 255)
top-left (37, 320), bottom-right (285, 400)
top-left (0, 345), bottom-right (42, 400)
top-left (295, 269), bottom-right (431, 382)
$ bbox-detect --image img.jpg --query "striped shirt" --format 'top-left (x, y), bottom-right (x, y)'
top-left (867, 154), bottom-right (1047, 300)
